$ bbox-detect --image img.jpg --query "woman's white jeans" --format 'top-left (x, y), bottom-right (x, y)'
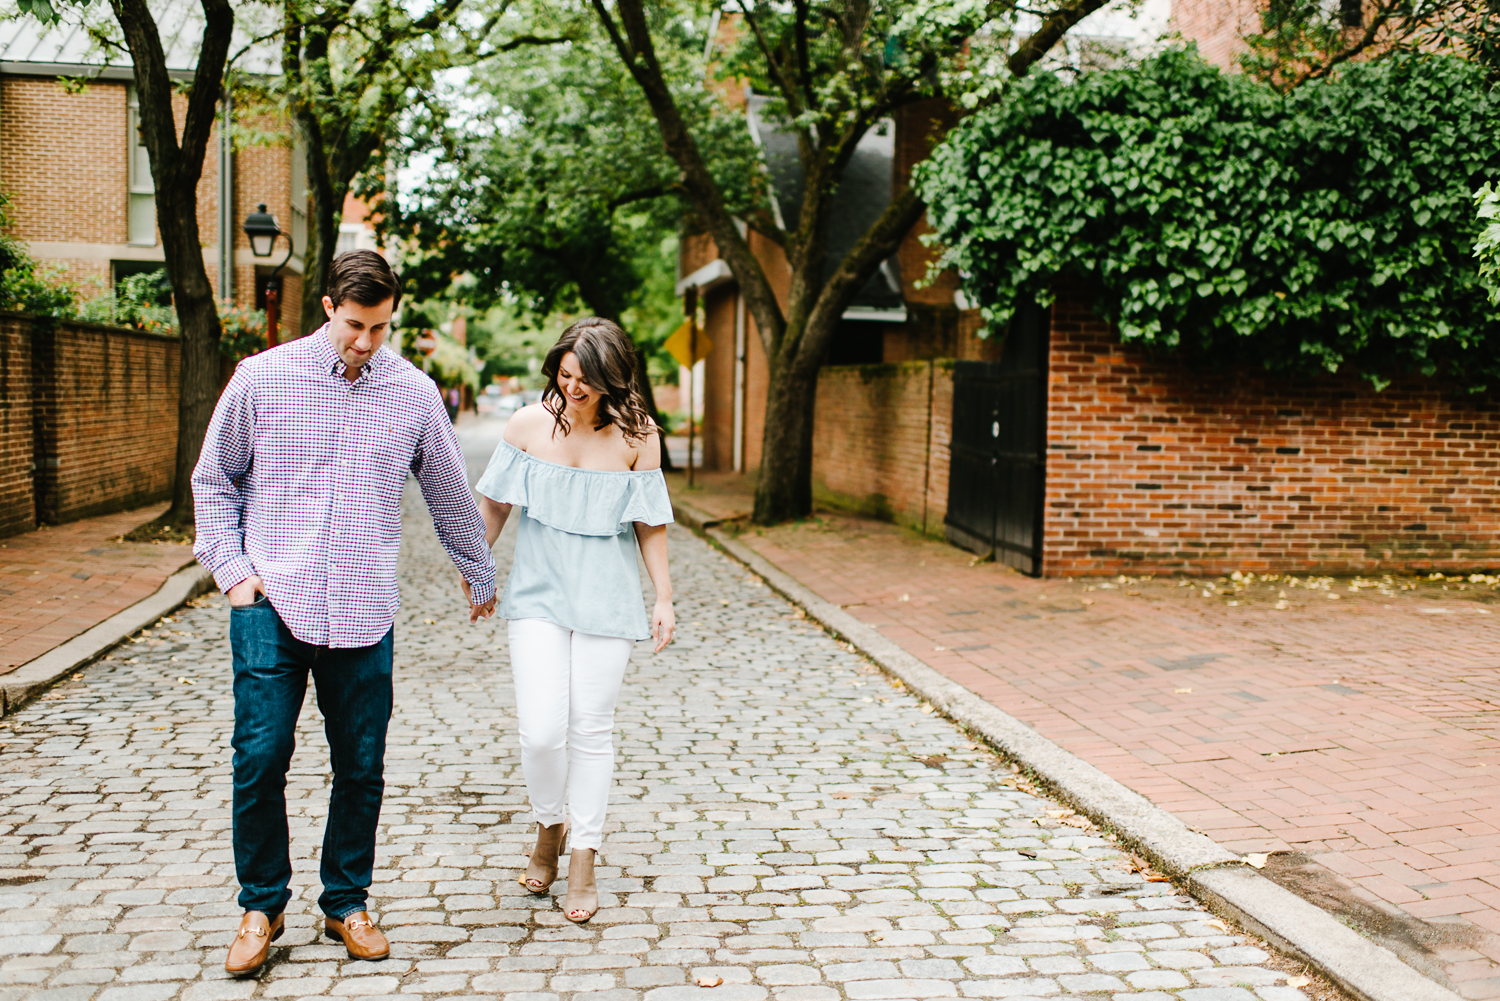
top-left (507, 617), bottom-right (632, 852)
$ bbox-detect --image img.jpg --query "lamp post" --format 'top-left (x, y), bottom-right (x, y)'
top-left (242, 203), bottom-right (293, 347)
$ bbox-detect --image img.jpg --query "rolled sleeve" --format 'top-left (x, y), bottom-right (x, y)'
top-left (191, 367), bottom-right (257, 593)
top-left (411, 394), bottom-right (498, 604)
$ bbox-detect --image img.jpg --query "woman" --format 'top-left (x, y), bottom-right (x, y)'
top-left (473, 317), bottom-right (675, 924)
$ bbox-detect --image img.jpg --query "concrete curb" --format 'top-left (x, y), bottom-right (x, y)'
top-left (672, 498), bottom-right (1462, 1001)
top-left (0, 563), bottom-right (215, 717)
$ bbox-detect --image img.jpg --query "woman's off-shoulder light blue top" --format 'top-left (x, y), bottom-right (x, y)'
top-left (475, 441), bottom-right (673, 641)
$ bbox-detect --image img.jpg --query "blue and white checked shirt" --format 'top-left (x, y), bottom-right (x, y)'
top-left (192, 326), bottom-right (496, 648)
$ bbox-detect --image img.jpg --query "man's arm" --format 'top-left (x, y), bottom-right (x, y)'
top-left (411, 392), bottom-right (498, 620)
top-left (191, 368), bottom-right (258, 596)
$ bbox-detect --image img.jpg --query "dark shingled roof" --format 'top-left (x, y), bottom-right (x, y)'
top-left (748, 95), bottom-right (904, 311)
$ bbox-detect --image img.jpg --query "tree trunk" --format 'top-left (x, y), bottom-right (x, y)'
top-left (753, 355), bottom-right (819, 524)
top-left (111, 0), bottom-right (232, 528)
top-left (299, 172), bottom-right (347, 338)
top-left (633, 346), bottom-right (673, 471)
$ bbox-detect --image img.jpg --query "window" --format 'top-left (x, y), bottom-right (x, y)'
top-left (126, 86), bottom-right (155, 245)
top-left (337, 227), bottom-right (358, 255)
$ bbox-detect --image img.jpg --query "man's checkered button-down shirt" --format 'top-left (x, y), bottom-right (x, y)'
top-left (192, 325), bottom-right (497, 648)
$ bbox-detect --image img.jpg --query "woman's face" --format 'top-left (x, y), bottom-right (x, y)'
top-left (556, 351), bottom-right (599, 416)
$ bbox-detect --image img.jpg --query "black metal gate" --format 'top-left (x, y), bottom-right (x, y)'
top-left (944, 300), bottom-right (1049, 575)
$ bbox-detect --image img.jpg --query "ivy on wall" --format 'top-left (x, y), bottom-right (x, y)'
top-left (916, 48), bottom-right (1500, 390)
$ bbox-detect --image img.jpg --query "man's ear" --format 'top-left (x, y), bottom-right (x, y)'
top-left (323, 295), bottom-right (336, 321)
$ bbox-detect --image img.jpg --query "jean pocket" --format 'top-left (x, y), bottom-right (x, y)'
top-left (231, 594), bottom-right (271, 611)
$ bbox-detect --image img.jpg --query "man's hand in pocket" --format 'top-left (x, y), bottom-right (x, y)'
top-left (228, 575), bottom-right (266, 607)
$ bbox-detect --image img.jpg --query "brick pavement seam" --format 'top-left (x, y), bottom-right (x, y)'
top-left (671, 498), bottom-right (1466, 1001)
top-left (0, 562), bottom-right (214, 717)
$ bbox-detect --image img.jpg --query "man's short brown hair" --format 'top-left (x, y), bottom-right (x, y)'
top-left (327, 250), bottom-right (402, 311)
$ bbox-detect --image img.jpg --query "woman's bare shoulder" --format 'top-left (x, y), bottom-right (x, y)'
top-left (503, 404), bottom-right (552, 449)
top-left (631, 425), bottom-right (663, 471)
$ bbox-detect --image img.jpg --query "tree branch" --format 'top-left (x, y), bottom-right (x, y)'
top-left (593, 0), bottom-right (787, 357)
top-left (795, 187), bottom-right (924, 373)
top-left (1293, 0), bottom-right (1400, 86)
top-left (733, 0), bottom-right (806, 119)
top-left (1009, 0), bottom-right (1111, 77)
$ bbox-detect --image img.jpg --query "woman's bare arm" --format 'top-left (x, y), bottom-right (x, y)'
top-left (479, 494), bottom-right (513, 548)
top-left (634, 520), bottom-right (674, 652)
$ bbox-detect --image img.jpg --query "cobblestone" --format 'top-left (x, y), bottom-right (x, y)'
top-left (0, 423), bottom-right (1335, 1000)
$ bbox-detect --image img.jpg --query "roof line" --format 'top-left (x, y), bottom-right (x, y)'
top-left (0, 60), bottom-right (194, 82)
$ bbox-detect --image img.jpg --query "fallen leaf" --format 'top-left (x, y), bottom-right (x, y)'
top-left (1286, 975), bottom-right (1310, 987)
top-left (1174, 687), bottom-right (1193, 694)
top-left (1243, 853), bottom-right (1270, 869)
top-left (697, 975), bottom-right (723, 988)
top-left (1045, 809), bottom-right (1073, 819)
top-left (1017, 848), bottom-right (1039, 858)
top-left (914, 754), bottom-right (948, 768)
top-left (932, 645), bottom-right (947, 652)
top-left (1204, 918), bottom-right (1228, 931)
top-left (898, 593), bottom-right (910, 602)
top-left (1145, 875), bottom-right (1172, 883)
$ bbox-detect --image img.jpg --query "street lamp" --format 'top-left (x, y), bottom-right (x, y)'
top-left (243, 203), bottom-right (280, 257)
top-left (242, 203), bottom-right (294, 347)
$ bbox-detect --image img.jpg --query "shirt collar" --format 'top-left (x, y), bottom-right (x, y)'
top-left (308, 322), bottom-right (388, 381)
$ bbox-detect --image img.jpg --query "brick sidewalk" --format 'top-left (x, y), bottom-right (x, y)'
top-left (673, 476), bottom-right (1500, 997)
top-left (0, 503), bottom-right (196, 673)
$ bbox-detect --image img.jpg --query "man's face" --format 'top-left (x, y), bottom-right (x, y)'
top-left (322, 295), bottom-right (394, 372)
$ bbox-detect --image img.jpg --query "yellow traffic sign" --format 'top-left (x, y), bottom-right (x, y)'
top-left (664, 320), bottom-right (712, 368)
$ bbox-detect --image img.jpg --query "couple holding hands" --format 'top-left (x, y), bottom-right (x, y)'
top-left (191, 251), bottom-right (675, 976)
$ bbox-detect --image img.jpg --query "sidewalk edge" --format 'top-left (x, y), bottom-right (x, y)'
top-left (684, 507), bottom-right (1462, 1001)
top-left (1, 563), bottom-right (215, 717)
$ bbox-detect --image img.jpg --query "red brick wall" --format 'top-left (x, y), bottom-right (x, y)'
top-left (812, 360), bottom-right (951, 535)
top-left (1044, 288), bottom-right (1500, 575)
top-left (1170, 0), bottom-right (1260, 68)
top-left (0, 314), bottom-right (36, 537)
top-left (28, 319), bottom-right (179, 525)
top-left (0, 77), bottom-right (129, 246)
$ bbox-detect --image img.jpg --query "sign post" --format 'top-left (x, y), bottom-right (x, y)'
top-left (664, 292), bottom-right (714, 488)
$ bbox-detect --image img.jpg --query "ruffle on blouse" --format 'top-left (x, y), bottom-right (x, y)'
top-left (475, 440), bottom-right (674, 537)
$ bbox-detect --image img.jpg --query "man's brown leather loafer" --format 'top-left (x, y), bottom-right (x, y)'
top-left (225, 910), bottom-right (284, 976)
top-left (323, 910), bottom-right (389, 960)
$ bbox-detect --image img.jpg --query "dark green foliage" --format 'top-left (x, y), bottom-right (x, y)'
top-left (916, 48), bottom-right (1500, 390)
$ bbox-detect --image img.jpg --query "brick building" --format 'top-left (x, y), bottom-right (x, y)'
top-left (681, 2), bottom-right (1500, 577)
top-left (0, 3), bottom-right (304, 330)
top-left (0, 5), bottom-right (308, 538)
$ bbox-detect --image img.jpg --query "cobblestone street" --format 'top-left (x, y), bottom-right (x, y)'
top-left (0, 421), bottom-right (1334, 1001)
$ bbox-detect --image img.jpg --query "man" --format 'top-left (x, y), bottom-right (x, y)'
top-left (192, 250), bottom-right (497, 977)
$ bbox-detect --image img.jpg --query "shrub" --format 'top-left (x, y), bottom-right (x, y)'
top-left (917, 48), bottom-right (1500, 390)
top-left (218, 304), bottom-right (268, 361)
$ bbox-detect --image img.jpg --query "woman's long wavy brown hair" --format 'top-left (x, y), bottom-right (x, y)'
top-left (541, 317), bottom-right (655, 442)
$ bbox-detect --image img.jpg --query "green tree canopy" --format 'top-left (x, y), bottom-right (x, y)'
top-left (392, 4), bottom-right (760, 343)
top-left (917, 47), bottom-right (1500, 389)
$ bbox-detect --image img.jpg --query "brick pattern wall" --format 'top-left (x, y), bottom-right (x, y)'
top-left (1044, 288), bottom-right (1500, 575)
top-left (0, 315), bottom-right (36, 537)
top-left (812, 360), bottom-right (951, 535)
top-left (0, 78), bottom-right (128, 245)
top-left (1170, 0), bottom-right (1261, 68)
top-left (24, 318), bottom-right (179, 527)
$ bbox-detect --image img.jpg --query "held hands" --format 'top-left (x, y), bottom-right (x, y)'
top-left (652, 598), bottom-right (675, 653)
top-left (227, 574), bottom-right (266, 607)
top-left (462, 578), bottom-right (497, 624)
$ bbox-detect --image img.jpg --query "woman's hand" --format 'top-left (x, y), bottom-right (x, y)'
top-left (652, 598), bottom-right (675, 653)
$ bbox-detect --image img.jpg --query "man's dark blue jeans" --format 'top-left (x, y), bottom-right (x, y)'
top-left (229, 597), bottom-right (393, 920)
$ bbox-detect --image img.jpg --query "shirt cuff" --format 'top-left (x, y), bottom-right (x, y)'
top-left (211, 556), bottom-right (256, 596)
top-left (468, 576), bottom-right (496, 606)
